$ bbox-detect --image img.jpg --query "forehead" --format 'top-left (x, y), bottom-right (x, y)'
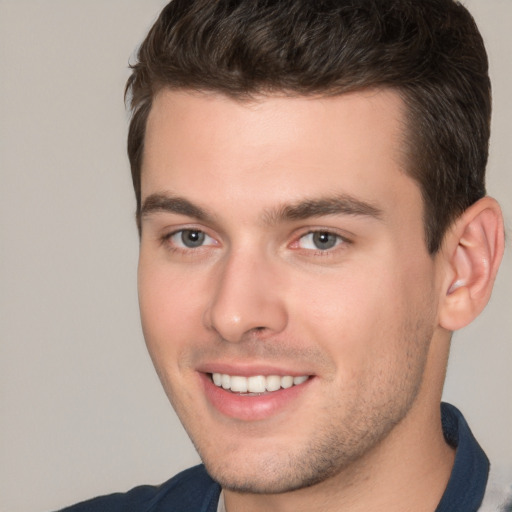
top-left (141, 88), bottom-right (418, 221)
top-left (144, 88), bottom-right (407, 162)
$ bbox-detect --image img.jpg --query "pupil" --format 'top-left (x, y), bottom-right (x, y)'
top-left (313, 232), bottom-right (336, 250)
top-left (182, 230), bottom-right (205, 248)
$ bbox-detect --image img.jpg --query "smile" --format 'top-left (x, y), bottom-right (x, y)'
top-left (211, 373), bottom-right (309, 393)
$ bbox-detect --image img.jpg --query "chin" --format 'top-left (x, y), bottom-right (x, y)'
top-left (204, 459), bottom-right (336, 495)
top-left (196, 433), bottom-right (357, 495)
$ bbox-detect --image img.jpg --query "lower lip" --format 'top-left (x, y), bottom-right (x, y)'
top-left (200, 373), bottom-right (312, 421)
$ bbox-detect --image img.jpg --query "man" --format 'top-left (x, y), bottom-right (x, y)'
top-left (60, 0), bottom-right (510, 511)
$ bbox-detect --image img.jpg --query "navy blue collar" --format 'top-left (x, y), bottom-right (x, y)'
top-left (435, 402), bottom-right (489, 511)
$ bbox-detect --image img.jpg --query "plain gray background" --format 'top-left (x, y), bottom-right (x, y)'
top-left (0, 1), bottom-right (510, 511)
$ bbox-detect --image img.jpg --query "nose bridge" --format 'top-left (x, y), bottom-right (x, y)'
top-left (204, 246), bottom-right (288, 343)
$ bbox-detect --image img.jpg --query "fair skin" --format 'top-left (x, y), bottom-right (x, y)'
top-left (138, 89), bottom-right (503, 512)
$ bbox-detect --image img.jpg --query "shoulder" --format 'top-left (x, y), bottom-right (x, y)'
top-left (55, 465), bottom-right (221, 512)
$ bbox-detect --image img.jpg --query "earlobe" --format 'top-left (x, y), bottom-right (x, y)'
top-left (439, 197), bottom-right (504, 331)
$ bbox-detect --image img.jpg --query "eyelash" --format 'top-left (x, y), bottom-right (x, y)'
top-left (160, 228), bottom-right (352, 256)
top-left (161, 228), bottom-right (217, 252)
top-left (291, 230), bottom-right (352, 257)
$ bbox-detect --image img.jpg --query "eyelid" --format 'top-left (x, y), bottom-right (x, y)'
top-left (290, 228), bottom-right (353, 252)
top-left (158, 224), bottom-right (352, 254)
top-left (161, 226), bottom-right (219, 250)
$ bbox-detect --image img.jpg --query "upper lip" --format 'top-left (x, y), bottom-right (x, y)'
top-left (198, 362), bottom-right (312, 377)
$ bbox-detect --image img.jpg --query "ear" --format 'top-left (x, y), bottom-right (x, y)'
top-left (438, 197), bottom-right (504, 331)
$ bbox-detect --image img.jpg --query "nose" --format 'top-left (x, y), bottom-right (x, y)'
top-left (203, 250), bottom-right (288, 343)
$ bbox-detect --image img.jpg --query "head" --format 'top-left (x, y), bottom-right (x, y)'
top-left (126, 0), bottom-right (491, 254)
top-left (126, 0), bottom-right (503, 501)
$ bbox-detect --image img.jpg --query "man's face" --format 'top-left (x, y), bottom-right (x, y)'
top-left (138, 89), bottom-right (444, 493)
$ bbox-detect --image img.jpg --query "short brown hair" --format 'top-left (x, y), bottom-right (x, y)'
top-left (126, 0), bottom-right (490, 253)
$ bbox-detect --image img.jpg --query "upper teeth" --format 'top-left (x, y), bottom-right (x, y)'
top-left (211, 373), bottom-right (309, 393)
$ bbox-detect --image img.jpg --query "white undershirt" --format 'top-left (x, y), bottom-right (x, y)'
top-left (217, 490), bottom-right (226, 512)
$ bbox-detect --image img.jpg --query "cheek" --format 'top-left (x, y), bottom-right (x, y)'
top-left (294, 264), bottom-right (391, 339)
top-left (138, 259), bottom-right (208, 360)
top-left (290, 258), bottom-right (428, 378)
top-left (286, 276), bottom-right (383, 395)
top-left (137, 262), bottom-right (212, 417)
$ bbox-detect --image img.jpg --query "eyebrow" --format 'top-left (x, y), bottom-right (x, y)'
top-left (140, 192), bottom-right (383, 225)
top-left (140, 193), bottom-right (212, 222)
top-left (263, 195), bottom-right (383, 225)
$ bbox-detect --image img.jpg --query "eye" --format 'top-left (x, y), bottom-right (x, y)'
top-left (297, 231), bottom-right (344, 251)
top-left (167, 229), bottom-right (216, 249)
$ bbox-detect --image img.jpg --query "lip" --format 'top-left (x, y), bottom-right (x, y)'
top-left (199, 369), bottom-right (314, 422)
top-left (198, 362), bottom-right (311, 377)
